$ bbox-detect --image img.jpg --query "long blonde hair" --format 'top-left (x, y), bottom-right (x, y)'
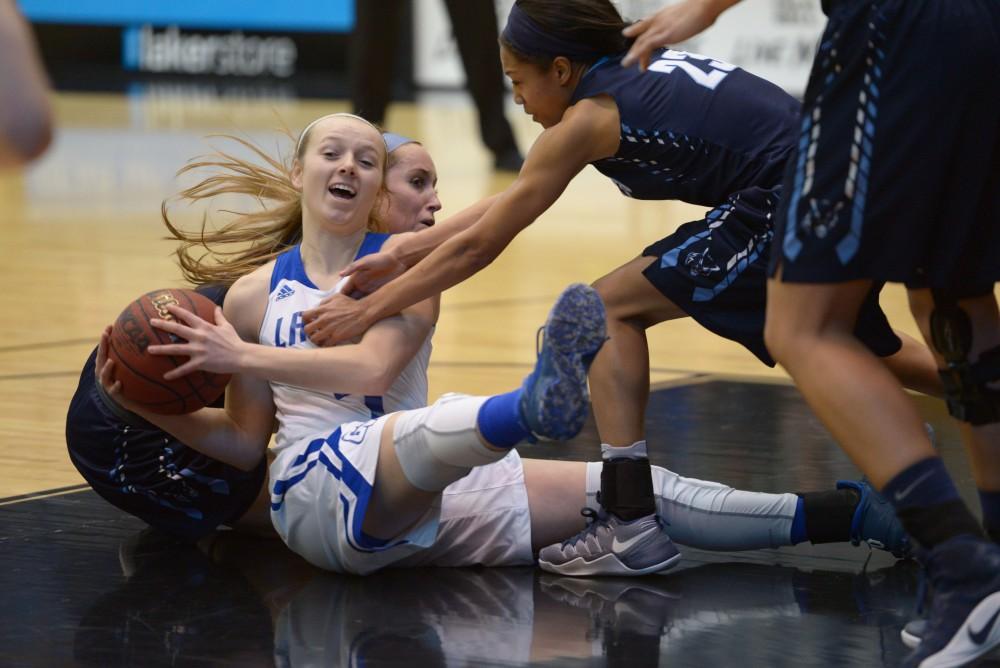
top-left (163, 117), bottom-right (388, 287)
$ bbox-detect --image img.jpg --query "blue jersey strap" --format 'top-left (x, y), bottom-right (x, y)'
top-left (269, 233), bottom-right (389, 293)
top-left (269, 245), bottom-right (318, 293)
top-left (355, 232), bottom-right (390, 260)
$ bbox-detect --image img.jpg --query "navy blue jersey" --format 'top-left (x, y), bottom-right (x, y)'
top-left (571, 49), bottom-right (800, 206)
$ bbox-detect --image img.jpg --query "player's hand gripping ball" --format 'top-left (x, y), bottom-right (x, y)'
top-left (107, 289), bottom-right (230, 414)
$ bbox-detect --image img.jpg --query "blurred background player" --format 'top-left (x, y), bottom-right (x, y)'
top-left (350, 0), bottom-right (524, 172)
top-left (624, 1), bottom-right (1000, 666)
top-left (0, 0), bottom-right (53, 167)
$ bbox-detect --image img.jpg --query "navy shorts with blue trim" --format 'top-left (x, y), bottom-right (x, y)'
top-left (642, 185), bottom-right (901, 365)
top-left (66, 348), bottom-right (266, 541)
top-left (772, 0), bottom-right (1000, 296)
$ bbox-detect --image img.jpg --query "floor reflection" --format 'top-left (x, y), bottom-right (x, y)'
top-left (68, 528), bottom-right (932, 667)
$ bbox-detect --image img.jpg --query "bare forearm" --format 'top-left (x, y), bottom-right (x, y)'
top-left (239, 344), bottom-right (389, 395)
top-left (364, 230), bottom-right (501, 325)
top-left (393, 195), bottom-right (500, 267)
top-left (136, 407), bottom-right (264, 471)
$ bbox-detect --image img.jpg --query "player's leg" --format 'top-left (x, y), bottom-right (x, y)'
top-left (363, 283), bottom-right (607, 540)
top-left (908, 288), bottom-right (1000, 526)
top-left (765, 279), bottom-right (937, 486)
top-left (348, 0), bottom-right (405, 124)
top-left (585, 256), bottom-right (688, 543)
top-left (895, 288), bottom-right (1000, 658)
top-left (524, 458), bottom-right (908, 556)
top-left (589, 255), bottom-right (686, 448)
top-left (882, 329), bottom-right (943, 399)
top-left (766, 0), bottom-right (1000, 662)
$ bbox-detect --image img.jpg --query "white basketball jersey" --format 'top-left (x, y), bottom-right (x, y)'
top-left (258, 234), bottom-right (432, 453)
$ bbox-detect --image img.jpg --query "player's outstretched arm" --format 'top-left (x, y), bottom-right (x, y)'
top-left (300, 98), bottom-right (618, 345)
top-left (0, 0), bottom-right (53, 167)
top-left (334, 194), bottom-right (501, 297)
top-left (621, 0), bottom-right (743, 71)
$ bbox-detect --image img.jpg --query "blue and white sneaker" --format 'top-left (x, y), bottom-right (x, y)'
top-left (538, 508), bottom-right (681, 576)
top-left (838, 479), bottom-right (912, 559)
top-left (903, 535), bottom-right (1000, 668)
top-left (518, 283), bottom-right (606, 441)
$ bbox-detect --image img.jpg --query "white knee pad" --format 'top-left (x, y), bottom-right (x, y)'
top-left (393, 393), bottom-right (509, 492)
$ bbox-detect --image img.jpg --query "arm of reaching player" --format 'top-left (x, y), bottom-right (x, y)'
top-left (0, 0), bottom-right (53, 166)
top-left (299, 98), bottom-right (620, 345)
top-left (621, 0), bottom-right (744, 71)
top-left (322, 194), bottom-right (501, 300)
top-left (148, 294), bottom-right (440, 396)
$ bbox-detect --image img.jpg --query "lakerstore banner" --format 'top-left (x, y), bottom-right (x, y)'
top-left (17, 0), bottom-right (354, 32)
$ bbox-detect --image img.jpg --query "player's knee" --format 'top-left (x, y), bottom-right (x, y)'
top-left (591, 273), bottom-right (623, 316)
top-left (392, 395), bottom-right (503, 492)
top-left (930, 296), bottom-right (1000, 425)
top-left (591, 270), bottom-right (648, 326)
top-left (763, 317), bottom-right (799, 366)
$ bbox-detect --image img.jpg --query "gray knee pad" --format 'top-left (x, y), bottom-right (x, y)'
top-left (393, 394), bottom-right (507, 491)
top-left (930, 298), bottom-right (1000, 425)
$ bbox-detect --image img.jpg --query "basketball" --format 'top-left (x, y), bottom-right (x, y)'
top-left (107, 288), bottom-right (231, 415)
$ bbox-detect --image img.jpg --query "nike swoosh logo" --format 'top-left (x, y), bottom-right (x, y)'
top-left (969, 606), bottom-right (1000, 645)
top-left (893, 470), bottom-right (936, 503)
top-left (611, 533), bottom-right (647, 554)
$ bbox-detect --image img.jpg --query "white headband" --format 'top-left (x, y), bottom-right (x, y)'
top-left (294, 112), bottom-right (383, 156)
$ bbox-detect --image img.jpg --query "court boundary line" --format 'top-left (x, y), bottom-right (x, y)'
top-left (0, 484), bottom-right (89, 506)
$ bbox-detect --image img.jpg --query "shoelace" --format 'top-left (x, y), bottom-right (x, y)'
top-left (561, 507), bottom-right (605, 548)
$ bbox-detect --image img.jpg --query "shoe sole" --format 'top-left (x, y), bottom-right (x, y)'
top-left (525, 284), bottom-right (606, 440)
top-left (917, 590), bottom-right (1000, 668)
top-left (538, 551), bottom-right (681, 577)
top-left (901, 628), bottom-right (921, 650)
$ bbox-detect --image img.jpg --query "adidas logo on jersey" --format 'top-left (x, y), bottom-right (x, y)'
top-left (276, 284), bottom-right (295, 301)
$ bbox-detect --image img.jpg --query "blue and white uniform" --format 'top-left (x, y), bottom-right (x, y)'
top-left (572, 49), bottom-right (900, 363)
top-left (264, 235), bottom-right (533, 574)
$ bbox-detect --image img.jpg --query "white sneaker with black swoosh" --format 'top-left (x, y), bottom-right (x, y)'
top-left (538, 508), bottom-right (681, 577)
top-left (903, 535), bottom-right (1000, 668)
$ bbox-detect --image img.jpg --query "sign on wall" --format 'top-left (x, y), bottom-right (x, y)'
top-left (413, 0), bottom-right (825, 96)
top-left (18, 0), bottom-right (354, 32)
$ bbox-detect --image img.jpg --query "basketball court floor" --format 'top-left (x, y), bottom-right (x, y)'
top-left (0, 91), bottom-right (996, 666)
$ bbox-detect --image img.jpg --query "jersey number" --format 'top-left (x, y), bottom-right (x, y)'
top-left (648, 50), bottom-right (736, 91)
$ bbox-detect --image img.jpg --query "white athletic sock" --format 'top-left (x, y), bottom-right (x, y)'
top-left (600, 440), bottom-right (648, 460)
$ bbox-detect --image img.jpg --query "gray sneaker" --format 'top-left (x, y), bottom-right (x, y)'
top-left (538, 508), bottom-right (681, 576)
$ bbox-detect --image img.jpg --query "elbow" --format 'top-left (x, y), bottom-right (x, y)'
top-left (365, 365), bottom-right (399, 396)
top-left (234, 450), bottom-right (265, 472)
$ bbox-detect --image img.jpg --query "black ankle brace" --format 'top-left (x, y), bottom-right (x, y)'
top-left (599, 458), bottom-right (656, 521)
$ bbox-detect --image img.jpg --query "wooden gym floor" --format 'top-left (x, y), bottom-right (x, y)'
top-left (0, 91), bottom-right (995, 666)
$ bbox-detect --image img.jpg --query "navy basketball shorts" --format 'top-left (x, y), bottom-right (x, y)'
top-left (642, 186), bottom-right (900, 365)
top-left (66, 349), bottom-right (266, 542)
top-left (771, 0), bottom-right (1000, 297)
